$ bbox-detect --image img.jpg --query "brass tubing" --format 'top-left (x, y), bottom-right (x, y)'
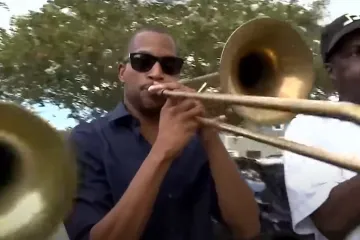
top-left (161, 90), bottom-right (360, 124)
top-left (156, 17), bottom-right (360, 172)
top-left (198, 117), bottom-right (360, 172)
top-left (156, 89), bottom-right (360, 172)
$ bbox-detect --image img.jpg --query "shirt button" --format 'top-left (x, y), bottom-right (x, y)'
top-left (168, 194), bottom-right (173, 198)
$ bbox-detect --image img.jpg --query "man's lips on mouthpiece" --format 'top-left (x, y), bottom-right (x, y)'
top-left (147, 83), bottom-right (166, 95)
top-left (142, 82), bottom-right (159, 90)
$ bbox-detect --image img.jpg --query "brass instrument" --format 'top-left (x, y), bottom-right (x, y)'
top-left (0, 102), bottom-right (76, 240)
top-left (161, 17), bottom-right (360, 172)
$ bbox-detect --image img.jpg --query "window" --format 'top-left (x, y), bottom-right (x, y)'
top-left (272, 124), bottom-right (284, 131)
top-left (246, 150), bottom-right (261, 159)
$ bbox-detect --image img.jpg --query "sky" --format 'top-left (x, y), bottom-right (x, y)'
top-left (0, 0), bottom-right (358, 129)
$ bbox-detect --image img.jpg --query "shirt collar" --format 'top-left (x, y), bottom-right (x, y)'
top-left (108, 102), bottom-right (132, 123)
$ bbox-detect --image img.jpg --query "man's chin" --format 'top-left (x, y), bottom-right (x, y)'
top-left (138, 91), bottom-right (166, 114)
top-left (141, 100), bottom-right (165, 115)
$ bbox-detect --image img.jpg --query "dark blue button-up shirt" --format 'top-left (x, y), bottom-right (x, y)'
top-left (64, 103), bottom-right (224, 240)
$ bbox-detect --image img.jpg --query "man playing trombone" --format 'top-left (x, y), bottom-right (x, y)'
top-left (283, 14), bottom-right (360, 240)
top-left (64, 26), bottom-right (260, 240)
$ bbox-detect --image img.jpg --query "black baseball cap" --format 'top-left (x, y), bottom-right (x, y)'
top-left (321, 13), bottom-right (360, 62)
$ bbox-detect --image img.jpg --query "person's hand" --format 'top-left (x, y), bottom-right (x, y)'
top-left (148, 81), bottom-right (194, 96)
top-left (148, 81), bottom-right (224, 139)
top-left (150, 82), bottom-right (204, 160)
top-left (148, 81), bottom-right (206, 116)
top-left (153, 97), bottom-right (204, 160)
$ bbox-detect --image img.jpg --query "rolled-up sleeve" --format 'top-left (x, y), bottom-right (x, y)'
top-left (64, 123), bottom-right (113, 240)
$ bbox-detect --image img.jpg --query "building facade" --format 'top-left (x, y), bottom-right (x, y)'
top-left (220, 123), bottom-right (288, 158)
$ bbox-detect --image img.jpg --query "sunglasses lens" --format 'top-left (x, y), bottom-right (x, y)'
top-left (160, 57), bottom-right (184, 75)
top-left (129, 53), bottom-right (157, 72)
top-left (129, 53), bottom-right (184, 75)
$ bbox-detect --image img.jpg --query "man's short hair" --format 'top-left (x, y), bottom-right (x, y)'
top-left (126, 25), bottom-right (177, 55)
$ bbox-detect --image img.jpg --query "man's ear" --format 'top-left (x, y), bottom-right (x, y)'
top-left (324, 62), bottom-right (335, 81)
top-left (118, 63), bottom-right (126, 83)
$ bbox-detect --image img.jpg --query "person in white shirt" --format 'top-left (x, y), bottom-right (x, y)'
top-left (283, 14), bottom-right (360, 240)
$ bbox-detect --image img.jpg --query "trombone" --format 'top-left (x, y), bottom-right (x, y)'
top-left (159, 17), bottom-right (360, 172)
top-left (0, 102), bottom-right (76, 240)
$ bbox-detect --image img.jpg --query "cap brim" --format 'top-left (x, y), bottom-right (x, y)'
top-left (328, 21), bottom-right (360, 55)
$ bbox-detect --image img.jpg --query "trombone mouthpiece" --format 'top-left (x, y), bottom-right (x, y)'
top-left (148, 85), bottom-right (166, 95)
top-left (158, 89), bottom-right (166, 95)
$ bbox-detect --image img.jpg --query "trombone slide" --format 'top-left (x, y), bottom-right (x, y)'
top-left (161, 90), bottom-right (360, 125)
top-left (199, 117), bottom-right (360, 172)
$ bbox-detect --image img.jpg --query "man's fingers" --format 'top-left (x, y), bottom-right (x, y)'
top-left (184, 120), bottom-right (200, 132)
top-left (148, 82), bottom-right (182, 94)
top-left (213, 115), bottom-right (227, 122)
top-left (162, 98), bottom-right (173, 108)
top-left (148, 82), bottom-right (196, 95)
top-left (148, 84), bottom-right (166, 93)
top-left (172, 98), bottom-right (205, 118)
top-left (174, 99), bottom-right (197, 113)
top-left (181, 104), bottom-right (204, 120)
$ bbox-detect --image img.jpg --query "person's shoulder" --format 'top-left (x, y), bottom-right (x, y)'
top-left (287, 114), bottom-right (355, 136)
top-left (285, 114), bottom-right (330, 138)
top-left (283, 115), bottom-right (343, 170)
top-left (69, 116), bottom-right (109, 145)
top-left (288, 114), bottom-right (328, 128)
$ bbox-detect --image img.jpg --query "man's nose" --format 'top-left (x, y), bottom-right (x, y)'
top-left (148, 62), bottom-right (164, 81)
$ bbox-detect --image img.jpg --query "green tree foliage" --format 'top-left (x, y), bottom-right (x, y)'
top-left (0, 0), bottom-right (330, 120)
top-left (0, 1), bottom-right (8, 11)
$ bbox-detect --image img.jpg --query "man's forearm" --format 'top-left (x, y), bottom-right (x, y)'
top-left (201, 130), bottom-right (260, 239)
top-left (90, 144), bottom-right (172, 240)
top-left (312, 175), bottom-right (360, 239)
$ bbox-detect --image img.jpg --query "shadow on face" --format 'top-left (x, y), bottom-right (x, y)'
top-left (119, 31), bottom-right (180, 115)
top-left (329, 30), bottom-right (360, 104)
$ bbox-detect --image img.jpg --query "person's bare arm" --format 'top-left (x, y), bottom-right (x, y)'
top-left (200, 129), bottom-right (260, 240)
top-left (90, 98), bottom-right (203, 240)
top-left (90, 144), bottom-right (172, 240)
top-left (148, 82), bottom-right (259, 239)
top-left (311, 175), bottom-right (360, 239)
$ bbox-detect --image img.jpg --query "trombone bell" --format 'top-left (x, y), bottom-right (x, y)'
top-left (169, 17), bottom-right (360, 172)
top-left (220, 17), bottom-right (314, 125)
top-left (0, 103), bottom-right (76, 240)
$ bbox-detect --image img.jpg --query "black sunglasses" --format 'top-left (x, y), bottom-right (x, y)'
top-left (128, 52), bottom-right (184, 75)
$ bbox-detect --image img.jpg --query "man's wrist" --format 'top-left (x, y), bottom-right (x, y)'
top-left (199, 127), bottom-right (221, 146)
top-left (150, 140), bottom-right (175, 163)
